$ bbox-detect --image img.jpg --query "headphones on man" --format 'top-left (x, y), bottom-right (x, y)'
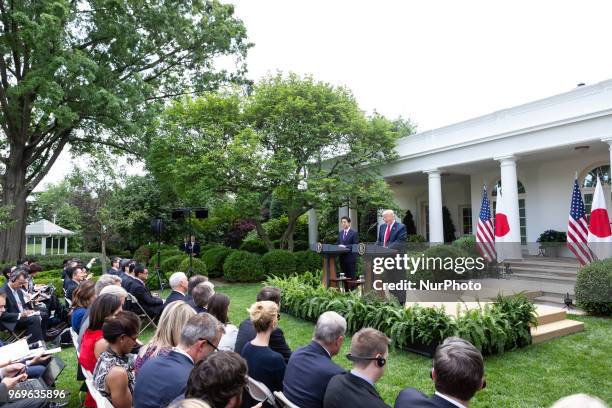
top-left (346, 353), bottom-right (386, 367)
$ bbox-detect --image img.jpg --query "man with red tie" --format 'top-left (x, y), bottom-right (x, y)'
top-left (376, 210), bottom-right (407, 248)
top-left (338, 216), bottom-right (359, 279)
top-left (376, 209), bottom-right (408, 304)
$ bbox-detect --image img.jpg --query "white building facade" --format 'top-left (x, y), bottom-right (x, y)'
top-left (313, 80), bottom-right (612, 256)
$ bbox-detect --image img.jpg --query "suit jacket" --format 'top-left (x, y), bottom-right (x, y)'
top-left (0, 284), bottom-right (23, 331)
top-left (107, 267), bottom-right (120, 276)
top-left (64, 280), bottom-right (78, 300)
top-left (337, 228), bottom-right (358, 262)
top-left (119, 272), bottom-right (135, 293)
top-left (395, 388), bottom-right (461, 408)
top-left (163, 290), bottom-right (185, 310)
top-left (235, 318), bottom-right (292, 363)
top-left (133, 350), bottom-right (194, 408)
top-left (376, 222), bottom-right (407, 249)
top-left (283, 341), bottom-right (345, 408)
top-left (186, 241), bottom-right (200, 257)
top-left (130, 278), bottom-right (163, 318)
top-left (323, 372), bottom-right (390, 408)
top-left (193, 305), bottom-right (207, 314)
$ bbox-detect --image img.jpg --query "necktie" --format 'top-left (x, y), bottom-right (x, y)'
top-left (344, 230), bottom-right (348, 240)
top-left (384, 224), bottom-right (391, 246)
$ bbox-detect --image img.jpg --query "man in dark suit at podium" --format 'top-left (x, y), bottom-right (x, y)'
top-left (337, 216), bottom-right (359, 280)
top-left (185, 235), bottom-right (200, 258)
top-left (376, 209), bottom-right (407, 304)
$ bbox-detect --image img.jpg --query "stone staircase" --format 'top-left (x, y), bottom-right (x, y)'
top-left (531, 305), bottom-right (584, 344)
top-left (505, 256), bottom-right (580, 307)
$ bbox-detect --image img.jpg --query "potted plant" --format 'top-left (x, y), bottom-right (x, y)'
top-left (537, 230), bottom-right (567, 257)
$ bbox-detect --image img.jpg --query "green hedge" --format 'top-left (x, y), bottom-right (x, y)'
top-left (575, 259), bottom-right (612, 316)
top-left (261, 250), bottom-right (296, 277)
top-left (160, 254), bottom-right (188, 274)
top-left (267, 274), bottom-right (537, 355)
top-left (223, 251), bottom-right (265, 282)
top-left (294, 251), bottom-right (322, 274)
top-left (179, 257), bottom-right (207, 276)
top-left (26, 253), bottom-right (107, 270)
top-left (202, 247), bottom-right (234, 278)
top-left (413, 245), bottom-right (475, 282)
top-left (146, 270), bottom-right (167, 291)
top-left (133, 245), bottom-right (152, 264)
top-left (452, 235), bottom-right (480, 258)
top-left (239, 239), bottom-right (268, 255)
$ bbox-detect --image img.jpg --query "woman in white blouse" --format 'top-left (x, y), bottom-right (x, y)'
top-left (206, 293), bottom-right (238, 351)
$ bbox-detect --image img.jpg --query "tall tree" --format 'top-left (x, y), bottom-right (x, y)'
top-left (0, 0), bottom-right (250, 261)
top-left (148, 73), bottom-right (409, 250)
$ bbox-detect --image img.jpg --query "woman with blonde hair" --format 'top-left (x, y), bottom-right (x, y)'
top-left (134, 300), bottom-right (196, 374)
top-left (240, 301), bottom-right (285, 408)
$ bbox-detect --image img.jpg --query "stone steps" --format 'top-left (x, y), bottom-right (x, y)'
top-left (509, 266), bottom-right (577, 277)
top-left (509, 272), bottom-right (577, 285)
top-left (530, 305), bottom-right (584, 344)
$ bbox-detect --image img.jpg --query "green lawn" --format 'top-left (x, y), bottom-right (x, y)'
top-left (55, 283), bottom-right (611, 408)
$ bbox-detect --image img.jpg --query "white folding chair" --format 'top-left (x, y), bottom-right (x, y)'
top-left (126, 293), bottom-right (157, 334)
top-left (274, 392), bottom-right (301, 408)
top-left (85, 377), bottom-right (114, 408)
top-left (246, 376), bottom-right (278, 407)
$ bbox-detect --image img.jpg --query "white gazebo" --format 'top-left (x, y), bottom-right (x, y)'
top-left (25, 219), bottom-right (75, 255)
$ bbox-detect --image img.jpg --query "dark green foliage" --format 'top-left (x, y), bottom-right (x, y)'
top-left (223, 251), bottom-right (265, 282)
top-left (537, 230), bottom-right (567, 242)
top-left (261, 250), bottom-right (296, 277)
top-left (402, 210), bottom-right (417, 235)
top-left (146, 270), bottom-right (167, 291)
top-left (28, 253), bottom-right (107, 270)
top-left (178, 258), bottom-right (207, 276)
top-left (575, 259), bottom-right (612, 316)
top-left (442, 206), bottom-right (456, 243)
top-left (200, 243), bottom-right (223, 253)
top-left (239, 239), bottom-right (268, 255)
top-left (415, 245), bottom-right (472, 282)
top-left (294, 251), bottom-right (322, 274)
top-left (133, 245), bottom-right (152, 264)
top-left (293, 240), bottom-right (310, 251)
top-left (407, 234), bottom-right (426, 242)
top-left (266, 274), bottom-right (537, 356)
top-left (202, 247), bottom-right (235, 278)
top-left (160, 255), bottom-right (188, 274)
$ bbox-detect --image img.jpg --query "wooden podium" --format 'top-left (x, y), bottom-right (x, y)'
top-left (311, 243), bottom-right (350, 289)
top-left (358, 244), bottom-right (397, 297)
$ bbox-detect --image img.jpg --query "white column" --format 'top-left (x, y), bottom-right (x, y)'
top-left (496, 155), bottom-right (522, 243)
top-left (603, 138), bottom-right (612, 171)
top-left (376, 209), bottom-right (384, 241)
top-left (349, 207), bottom-right (358, 233)
top-left (425, 170), bottom-right (444, 243)
top-left (64, 236), bottom-right (68, 254)
top-left (307, 209), bottom-right (318, 245)
top-left (338, 206), bottom-right (349, 230)
top-left (41, 237), bottom-right (46, 255)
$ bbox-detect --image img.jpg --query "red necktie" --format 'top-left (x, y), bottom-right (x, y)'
top-left (384, 224), bottom-right (391, 246)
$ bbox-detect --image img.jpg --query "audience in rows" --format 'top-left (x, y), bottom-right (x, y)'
top-left (192, 283), bottom-right (213, 314)
top-left (71, 280), bottom-right (96, 332)
top-left (130, 265), bottom-right (163, 319)
top-left (206, 293), bottom-right (238, 352)
top-left (165, 272), bottom-right (188, 310)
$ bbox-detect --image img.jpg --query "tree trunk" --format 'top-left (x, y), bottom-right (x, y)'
top-left (254, 219), bottom-right (274, 250)
top-left (100, 236), bottom-right (107, 273)
top-left (0, 149), bottom-right (30, 263)
top-left (280, 211), bottom-right (300, 252)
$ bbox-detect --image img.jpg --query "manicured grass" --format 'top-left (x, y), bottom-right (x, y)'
top-left (55, 283), bottom-right (611, 407)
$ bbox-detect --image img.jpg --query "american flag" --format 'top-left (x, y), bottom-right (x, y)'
top-left (476, 186), bottom-right (496, 262)
top-left (567, 178), bottom-right (594, 265)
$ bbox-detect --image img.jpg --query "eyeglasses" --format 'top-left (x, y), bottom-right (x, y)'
top-left (199, 338), bottom-right (219, 352)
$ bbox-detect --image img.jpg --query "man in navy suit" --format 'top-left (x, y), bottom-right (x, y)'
top-left (0, 270), bottom-right (44, 342)
top-left (376, 209), bottom-right (408, 303)
top-left (337, 216), bottom-right (359, 280)
top-left (134, 313), bottom-right (222, 408)
top-left (130, 265), bottom-right (163, 319)
top-left (163, 272), bottom-right (188, 311)
top-left (395, 337), bottom-right (486, 408)
top-left (283, 311), bottom-right (347, 408)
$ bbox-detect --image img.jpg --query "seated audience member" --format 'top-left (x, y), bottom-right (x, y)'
top-left (79, 294), bottom-right (123, 408)
top-left (108, 257), bottom-right (122, 276)
top-left (184, 275), bottom-right (208, 308)
top-left (93, 311), bottom-right (141, 408)
top-left (95, 274), bottom-right (122, 296)
top-left (0, 364), bottom-right (46, 408)
top-left (61, 259), bottom-right (79, 281)
top-left (284, 311), bottom-right (346, 408)
top-left (169, 399), bottom-right (211, 408)
top-left (191, 283), bottom-right (213, 314)
top-left (164, 273), bottom-right (188, 310)
top-left (134, 301), bottom-right (196, 374)
top-left (71, 280), bottom-right (96, 332)
top-left (0, 270), bottom-right (45, 342)
top-left (323, 328), bottom-right (390, 408)
top-left (184, 352), bottom-right (248, 408)
top-left (65, 265), bottom-right (87, 301)
top-left (78, 283), bottom-right (127, 349)
top-left (235, 287), bottom-right (292, 362)
top-left (550, 394), bottom-right (608, 408)
top-left (133, 313), bottom-right (222, 408)
top-left (99, 285), bottom-right (127, 305)
top-left (240, 301), bottom-right (285, 408)
top-left (207, 293), bottom-right (238, 351)
top-left (395, 337), bottom-right (485, 408)
top-left (119, 260), bottom-right (136, 293)
top-left (130, 265), bottom-right (163, 319)
top-left (0, 294), bottom-right (51, 380)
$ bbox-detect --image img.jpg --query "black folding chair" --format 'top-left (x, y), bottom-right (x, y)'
top-left (125, 293), bottom-right (157, 334)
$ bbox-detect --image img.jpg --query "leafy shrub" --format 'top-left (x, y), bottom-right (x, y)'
top-left (537, 230), bottom-right (567, 243)
top-left (200, 243), bottom-right (223, 253)
top-left (110, 250), bottom-right (132, 259)
top-left (178, 257), bottom-right (207, 276)
top-left (265, 274), bottom-right (537, 356)
top-left (293, 240), bottom-right (310, 251)
top-left (145, 270), bottom-right (167, 291)
top-left (133, 245), bottom-right (152, 264)
top-left (160, 254), bottom-right (187, 274)
top-left (223, 251), bottom-right (265, 282)
top-left (575, 259), bottom-right (612, 316)
top-left (414, 245), bottom-right (474, 282)
top-left (240, 239), bottom-right (268, 255)
top-left (202, 247), bottom-right (235, 278)
top-left (261, 250), bottom-right (296, 277)
top-left (29, 253), bottom-right (107, 270)
top-left (408, 234), bottom-right (426, 243)
top-left (294, 251), bottom-right (321, 274)
top-left (452, 235), bottom-right (481, 258)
